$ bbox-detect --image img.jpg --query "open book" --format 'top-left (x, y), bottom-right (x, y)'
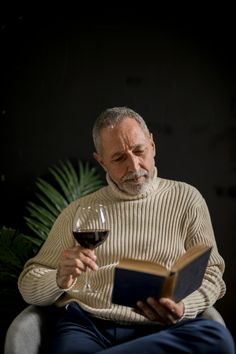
top-left (111, 244), bottom-right (212, 307)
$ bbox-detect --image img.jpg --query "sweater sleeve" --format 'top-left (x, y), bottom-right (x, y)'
top-left (182, 196), bottom-right (226, 319)
top-left (18, 201), bottom-right (78, 306)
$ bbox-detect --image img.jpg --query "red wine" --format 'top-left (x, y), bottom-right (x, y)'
top-left (73, 230), bottom-right (109, 249)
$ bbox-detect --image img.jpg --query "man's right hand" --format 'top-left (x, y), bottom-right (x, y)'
top-left (56, 245), bottom-right (98, 289)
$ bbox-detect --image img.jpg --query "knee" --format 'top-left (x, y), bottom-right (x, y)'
top-left (204, 320), bottom-right (235, 354)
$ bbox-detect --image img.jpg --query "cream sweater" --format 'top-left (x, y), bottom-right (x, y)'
top-left (18, 169), bottom-right (226, 323)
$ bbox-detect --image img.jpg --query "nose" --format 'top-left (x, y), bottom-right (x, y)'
top-left (127, 154), bottom-right (139, 172)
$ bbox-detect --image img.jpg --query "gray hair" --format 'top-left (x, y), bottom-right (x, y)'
top-left (92, 107), bottom-right (150, 153)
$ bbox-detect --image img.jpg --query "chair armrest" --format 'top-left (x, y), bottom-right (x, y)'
top-left (200, 306), bottom-right (226, 326)
top-left (4, 305), bottom-right (50, 354)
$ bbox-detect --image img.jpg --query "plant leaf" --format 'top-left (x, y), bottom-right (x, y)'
top-left (36, 179), bottom-right (68, 212)
top-left (24, 159), bottom-right (103, 244)
top-left (26, 202), bottom-right (56, 225)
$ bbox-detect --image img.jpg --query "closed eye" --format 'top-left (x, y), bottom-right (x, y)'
top-left (112, 155), bottom-right (126, 162)
top-left (134, 149), bottom-right (144, 155)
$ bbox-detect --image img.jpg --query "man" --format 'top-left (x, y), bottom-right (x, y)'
top-left (18, 107), bottom-right (234, 353)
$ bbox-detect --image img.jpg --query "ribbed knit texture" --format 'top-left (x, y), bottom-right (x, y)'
top-left (18, 169), bottom-right (226, 323)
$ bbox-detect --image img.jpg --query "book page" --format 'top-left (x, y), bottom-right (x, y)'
top-left (172, 244), bottom-right (212, 271)
top-left (118, 258), bottom-right (169, 276)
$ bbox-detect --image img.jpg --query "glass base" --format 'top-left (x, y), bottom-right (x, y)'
top-left (83, 282), bottom-right (98, 293)
top-left (70, 283), bottom-right (99, 294)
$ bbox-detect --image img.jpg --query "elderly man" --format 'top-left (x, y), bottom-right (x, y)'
top-left (18, 107), bottom-right (234, 353)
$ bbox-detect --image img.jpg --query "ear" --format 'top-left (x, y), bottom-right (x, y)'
top-left (149, 133), bottom-right (156, 157)
top-left (93, 152), bottom-right (107, 172)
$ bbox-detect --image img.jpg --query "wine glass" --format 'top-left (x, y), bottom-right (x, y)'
top-left (72, 203), bottom-right (109, 293)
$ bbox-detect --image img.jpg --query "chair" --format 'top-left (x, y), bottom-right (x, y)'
top-left (4, 305), bottom-right (226, 354)
top-left (4, 305), bottom-right (55, 354)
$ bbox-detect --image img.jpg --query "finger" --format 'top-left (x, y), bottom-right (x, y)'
top-left (61, 253), bottom-right (98, 273)
top-left (132, 307), bottom-right (164, 324)
top-left (60, 249), bottom-right (97, 271)
top-left (59, 258), bottom-right (86, 277)
top-left (136, 301), bottom-right (165, 322)
top-left (79, 253), bottom-right (98, 271)
top-left (80, 248), bottom-right (97, 261)
top-left (72, 243), bottom-right (96, 256)
top-left (146, 298), bottom-right (177, 324)
top-left (159, 298), bottom-right (184, 319)
top-left (63, 247), bottom-right (97, 261)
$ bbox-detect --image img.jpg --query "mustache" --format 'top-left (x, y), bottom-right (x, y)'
top-left (122, 170), bottom-right (148, 182)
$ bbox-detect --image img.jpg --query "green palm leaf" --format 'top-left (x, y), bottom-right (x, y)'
top-left (24, 217), bottom-right (50, 240)
top-left (34, 192), bottom-right (60, 217)
top-left (0, 227), bottom-right (36, 275)
top-left (26, 202), bottom-right (55, 225)
top-left (36, 179), bottom-right (68, 212)
top-left (78, 161), bottom-right (102, 196)
top-left (49, 161), bottom-right (79, 202)
top-left (24, 159), bottom-right (103, 244)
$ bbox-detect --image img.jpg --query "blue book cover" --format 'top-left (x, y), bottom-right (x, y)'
top-left (111, 245), bottom-right (212, 307)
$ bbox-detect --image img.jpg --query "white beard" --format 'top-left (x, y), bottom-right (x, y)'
top-left (117, 169), bottom-right (155, 196)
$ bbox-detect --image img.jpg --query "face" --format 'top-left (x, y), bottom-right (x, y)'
top-left (94, 118), bottom-right (156, 195)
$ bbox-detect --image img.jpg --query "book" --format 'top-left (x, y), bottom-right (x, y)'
top-left (111, 244), bottom-right (212, 307)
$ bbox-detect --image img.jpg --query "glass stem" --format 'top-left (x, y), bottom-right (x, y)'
top-left (84, 268), bottom-right (92, 292)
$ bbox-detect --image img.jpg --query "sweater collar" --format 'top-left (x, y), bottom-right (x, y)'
top-left (106, 167), bottom-right (159, 201)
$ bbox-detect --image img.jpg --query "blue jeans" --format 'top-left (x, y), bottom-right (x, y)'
top-left (52, 302), bottom-right (235, 354)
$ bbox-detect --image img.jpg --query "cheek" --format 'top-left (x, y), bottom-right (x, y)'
top-left (109, 165), bottom-right (126, 182)
top-left (142, 156), bottom-right (155, 171)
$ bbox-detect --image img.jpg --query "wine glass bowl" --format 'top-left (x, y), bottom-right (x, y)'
top-left (72, 203), bottom-right (109, 293)
top-left (72, 230), bottom-right (109, 249)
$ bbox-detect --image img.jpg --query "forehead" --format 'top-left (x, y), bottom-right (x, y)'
top-left (99, 118), bottom-right (149, 154)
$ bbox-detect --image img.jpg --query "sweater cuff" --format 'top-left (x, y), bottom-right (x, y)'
top-left (182, 291), bottom-right (207, 319)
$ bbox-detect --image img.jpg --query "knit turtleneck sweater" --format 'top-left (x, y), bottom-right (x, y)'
top-left (18, 169), bottom-right (226, 323)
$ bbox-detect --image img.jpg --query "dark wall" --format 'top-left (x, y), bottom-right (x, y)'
top-left (1, 8), bottom-right (236, 345)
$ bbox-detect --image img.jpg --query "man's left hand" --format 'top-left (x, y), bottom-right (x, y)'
top-left (134, 297), bottom-right (184, 325)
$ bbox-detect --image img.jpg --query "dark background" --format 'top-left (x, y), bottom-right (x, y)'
top-left (1, 5), bottom-right (236, 350)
